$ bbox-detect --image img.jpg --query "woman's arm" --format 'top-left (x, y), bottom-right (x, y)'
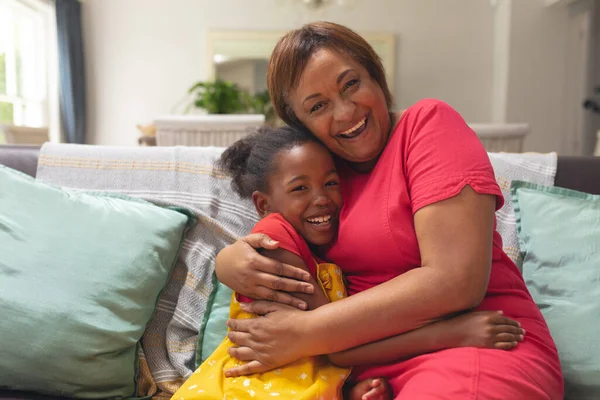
top-left (215, 235), bottom-right (315, 310)
top-left (260, 248), bottom-right (329, 311)
top-left (225, 186), bottom-right (496, 375)
top-left (300, 186), bottom-right (496, 355)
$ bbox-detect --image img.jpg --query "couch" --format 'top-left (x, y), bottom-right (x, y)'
top-left (1, 144), bottom-right (600, 400)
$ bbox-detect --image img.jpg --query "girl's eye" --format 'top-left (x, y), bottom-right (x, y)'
top-left (310, 102), bottom-right (325, 114)
top-left (325, 180), bottom-right (339, 187)
top-left (291, 185), bottom-right (307, 192)
top-left (343, 79), bottom-right (359, 92)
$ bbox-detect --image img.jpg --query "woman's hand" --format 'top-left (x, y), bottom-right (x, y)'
top-left (225, 301), bottom-right (315, 377)
top-left (215, 233), bottom-right (315, 310)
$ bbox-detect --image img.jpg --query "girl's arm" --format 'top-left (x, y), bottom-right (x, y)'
top-left (327, 310), bottom-right (524, 368)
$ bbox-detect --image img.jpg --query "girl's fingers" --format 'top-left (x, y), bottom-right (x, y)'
top-left (494, 341), bottom-right (519, 350)
top-left (495, 332), bottom-right (524, 344)
top-left (492, 324), bottom-right (525, 336)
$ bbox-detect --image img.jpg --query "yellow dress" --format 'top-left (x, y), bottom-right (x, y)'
top-left (172, 262), bottom-right (350, 400)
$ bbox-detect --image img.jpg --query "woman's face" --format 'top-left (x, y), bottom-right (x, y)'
top-left (288, 48), bottom-right (391, 169)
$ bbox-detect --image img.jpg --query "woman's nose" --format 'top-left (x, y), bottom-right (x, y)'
top-left (333, 98), bottom-right (356, 122)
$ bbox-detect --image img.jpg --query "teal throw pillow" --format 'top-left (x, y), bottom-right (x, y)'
top-left (196, 278), bottom-right (233, 367)
top-left (512, 181), bottom-right (600, 399)
top-left (0, 165), bottom-right (192, 398)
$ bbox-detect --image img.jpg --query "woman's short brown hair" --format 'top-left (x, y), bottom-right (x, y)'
top-left (267, 21), bottom-right (393, 130)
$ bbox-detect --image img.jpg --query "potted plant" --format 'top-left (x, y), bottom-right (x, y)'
top-left (187, 79), bottom-right (248, 114)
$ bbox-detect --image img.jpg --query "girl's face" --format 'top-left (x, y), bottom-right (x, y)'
top-left (288, 48), bottom-right (391, 172)
top-left (254, 141), bottom-right (343, 246)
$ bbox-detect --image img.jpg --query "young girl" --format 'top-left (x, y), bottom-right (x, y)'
top-left (173, 126), bottom-right (525, 400)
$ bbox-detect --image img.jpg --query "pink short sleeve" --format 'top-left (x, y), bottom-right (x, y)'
top-left (400, 99), bottom-right (503, 213)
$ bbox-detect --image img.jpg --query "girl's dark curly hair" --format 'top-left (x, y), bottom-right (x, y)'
top-left (217, 125), bottom-right (319, 198)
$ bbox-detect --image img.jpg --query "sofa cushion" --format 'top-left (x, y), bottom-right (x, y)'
top-left (512, 181), bottom-right (600, 399)
top-left (0, 165), bottom-right (192, 398)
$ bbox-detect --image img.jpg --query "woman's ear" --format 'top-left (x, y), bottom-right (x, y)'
top-left (252, 191), bottom-right (271, 217)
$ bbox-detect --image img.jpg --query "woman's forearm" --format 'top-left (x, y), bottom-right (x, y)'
top-left (303, 266), bottom-right (485, 356)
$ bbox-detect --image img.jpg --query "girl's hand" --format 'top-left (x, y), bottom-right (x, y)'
top-left (224, 301), bottom-right (314, 377)
top-left (215, 233), bottom-right (315, 310)
top-left (451, 310), bottom-right (525, 350)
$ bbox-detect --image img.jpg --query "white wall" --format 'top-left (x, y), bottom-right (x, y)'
top-left (505, 0), bottom-right (571, 153)
top-left (216, 60), bottom-right (257, 94)
top-left (82, 0), bottom-right (495, 146)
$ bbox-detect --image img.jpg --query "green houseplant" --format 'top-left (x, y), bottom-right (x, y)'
top-left (187, 79), bottom-right (247, 114)
top-left (186, 79), bottom-right (278, 125)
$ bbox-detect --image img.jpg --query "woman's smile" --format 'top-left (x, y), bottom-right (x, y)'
top-left (290, 49), bottom-right (391, 169)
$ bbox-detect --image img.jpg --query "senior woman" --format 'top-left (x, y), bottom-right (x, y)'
top-left (215, 22), bottom-right (563, 399)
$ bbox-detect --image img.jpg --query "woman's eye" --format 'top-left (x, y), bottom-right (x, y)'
top-left (343, 79), bottom-right (359, 92)
top-left (310, 102), bottom-right (324, 114)
top-left (291, 185), bottom-right (307, 192)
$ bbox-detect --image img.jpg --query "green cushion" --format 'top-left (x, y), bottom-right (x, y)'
top-left (512, 181), bottom-right (600, 399)
top-left (0, 165), bottom-right (192, 399)
top-left (196, 278), bottom-right (233, 367)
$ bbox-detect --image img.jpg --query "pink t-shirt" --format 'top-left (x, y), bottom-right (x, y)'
top-left (323, 98), bottom-right (557, 379)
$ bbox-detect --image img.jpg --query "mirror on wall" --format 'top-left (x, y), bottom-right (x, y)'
top-left (205, 29), bottom-right (396, 96)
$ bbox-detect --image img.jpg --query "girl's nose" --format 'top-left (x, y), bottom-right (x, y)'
top-left (313, 194), bottom-right (331, 207)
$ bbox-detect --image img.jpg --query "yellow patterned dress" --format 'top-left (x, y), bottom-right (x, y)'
top-left (172, 261), bottom-right (350, 400)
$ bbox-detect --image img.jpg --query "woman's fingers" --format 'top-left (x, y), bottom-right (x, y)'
top-left (239, 300), bottom-right (292, 316)
top-left (260, 258), bottom-right (312, 284)
top-left (242, 233), bottom-right (280, 250)
top-left (242, 240), bottom-right (310, 283)
top-left (254, 286), bottom-right (308, 310)
top-left (226, 317), bottom-right (252, 333)
top-left (227, 345), bottom-right (256, 362)
top-left (258, 270), bottom-right (314, 293)
top-left (225, 360), bottom-right (270, 377)
top-left (227, 331), bottom-right (253, 347)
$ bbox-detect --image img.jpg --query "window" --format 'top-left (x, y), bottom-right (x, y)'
top-left (0, 0), bottom-right (54, 131)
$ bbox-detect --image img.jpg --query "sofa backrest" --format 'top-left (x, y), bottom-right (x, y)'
top-left (0, 145), bottom-right (40, 178)
top-left (2, 144), bottom-right (600, 195)
top-left (555, 156), bottom-right (600, 195)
